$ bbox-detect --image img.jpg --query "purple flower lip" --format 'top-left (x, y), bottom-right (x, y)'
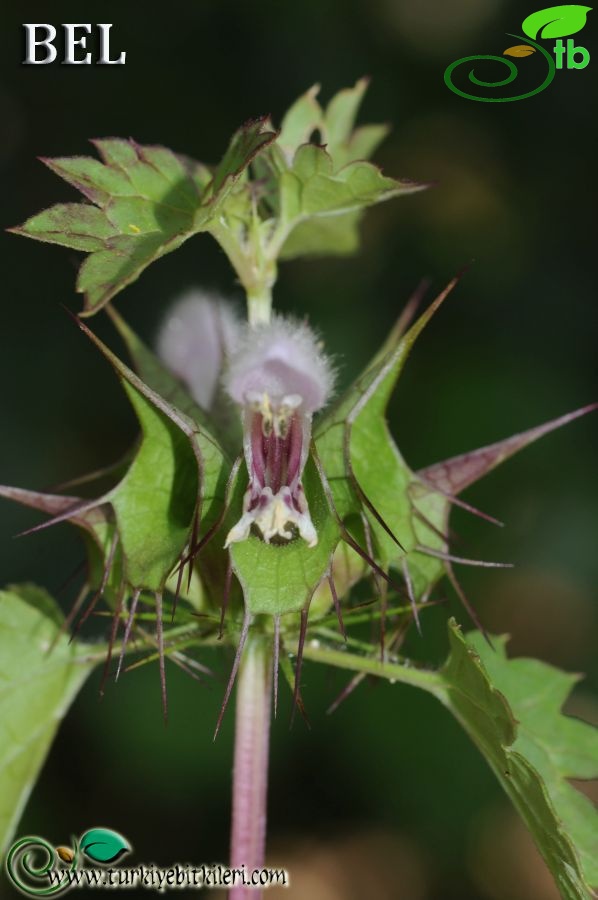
top-left (224, 317), bottom-right (334, 548)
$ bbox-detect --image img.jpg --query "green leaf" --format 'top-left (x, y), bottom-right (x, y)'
top-left (315, 275), bottom-right (596, 606)
top-left (467, 630), bottom-right (598, 890)
top-left (522, 5), bottom-right (592, 39)
top-left (76, 319), bottom-right (229, 592)
top-left (322, 77), bottom-right (371, 164)
top-left (304, 620), bottom-right (598, 899)
top-left (279, 210), bottom-right (361, 259)
top-left (229, 458), bottom-right (341, 617)
top-left (0, 585), bottom-right (95, 855)
top-left (279, 146), bottom-right (425, 261)
top-left (315, 281), bottom-right (457, 596)
top-left (278, 84), bottom-right (323, 161)
top-left (11, 122), bottom-right (277, 315)
top-left (79, 827), bottom-right (131, 863)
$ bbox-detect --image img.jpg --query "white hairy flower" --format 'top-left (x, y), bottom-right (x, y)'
top-left (223, 316), bottom-right (334, 549)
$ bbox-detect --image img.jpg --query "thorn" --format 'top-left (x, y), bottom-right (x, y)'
top-left (351, 470), bottom-right (406, 552)
top-left (388, 278), bottom-right (431, 345)
top-left (171, 553), bottom-right (185, 625)
top-left (417, 479), bottom-right (504, 527)
top-left (48, 582), bottom-right (88, 654)
top-left (15, 496), bottom-right (103, 538)
top-left (327, 574), bottom-right (347, 642)
top-left (311, 440), bottom-right (407, 599)
top-left (446, 564), bottom-right (493, 648)
top-left (361, 512), bottom-right (387, 661)
top-left (418, 402), bottom-right (598, 498)
top-left (327, 672), bottom-right (366, 715)
top-left (187, 509), bottom-right (200, 593)
top-left (115, 587), bottom-right (141, 682)
top-left (290, 606), bottom-right (309, 729)
top-left (344, 426), bottom-right (406, 552)
top-left (402, 557), bottom-right (421, 635)
top-left (214, 608), bottom-right (252, 740)
top-left (55, 558), bottom-right (87, 597)
top-left (181, 457), bottom-right (242, 568)
top-left (71, 529), bottom-right (119, 640)
top-left (415, 545), bottom-right (513, 568)
top-left (219, 557), bottom-right (233, 640)
top-left (99, 583), bottom-right (125, 698)
top-left (273, 615), bottom-right (281, 719)
top-left (155, 591), bottom-right (168, 724)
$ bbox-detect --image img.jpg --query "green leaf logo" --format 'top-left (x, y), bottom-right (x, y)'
top-left (522, 4), bottom-right (592, 40)
top-left (79, 828), bottom-right (131, 864)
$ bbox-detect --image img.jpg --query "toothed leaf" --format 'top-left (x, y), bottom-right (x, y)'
top-left (12, 122), bottom-right (277, 315)
top-left (306, 619), bottom-right (598, 898)
top-left (279, 148), bottom-right (425, 261)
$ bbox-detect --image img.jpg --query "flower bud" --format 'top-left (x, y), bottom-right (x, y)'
top-left (157, 289), bottom-right (239, 410)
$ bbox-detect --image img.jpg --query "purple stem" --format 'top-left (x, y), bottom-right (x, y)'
top-left (229, 634), bottom-right (273, 899)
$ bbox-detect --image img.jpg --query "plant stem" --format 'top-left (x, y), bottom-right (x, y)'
top-left (246, 284), bottom-right (273, 326)
top-left (229, 633), bottom-right (273, 899)
top-left (302, 641), bottom-right (446, 697)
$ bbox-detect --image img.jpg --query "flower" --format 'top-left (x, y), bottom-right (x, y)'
top-left (223, 316), bottom-right (334, 548)
top-left (157, 289), bottom-right (239, 410)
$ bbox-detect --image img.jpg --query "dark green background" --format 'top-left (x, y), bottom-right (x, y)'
top-left (1, 2), bottom-right (596, 898)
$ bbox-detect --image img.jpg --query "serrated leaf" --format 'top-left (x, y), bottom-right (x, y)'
top-left (79, 827), bottom-right (130, 863)
top-left (0, 585), bottom-right (95, 855)
top-left (12, 123), bottom-right (277, 315)
top-left (305, 619), bottom-right (598, 898)
top-left (522, 5), bottom-right (592, 39)
top-left (466, 630), bottom-right (598, 889)
top-left (444, 624), bottom-right (598, 898)
top-left (280, 147), bottom-right (425, 261)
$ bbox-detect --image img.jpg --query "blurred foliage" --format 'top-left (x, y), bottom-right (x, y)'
top-left (0, 1), bottom-right (596, 897)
